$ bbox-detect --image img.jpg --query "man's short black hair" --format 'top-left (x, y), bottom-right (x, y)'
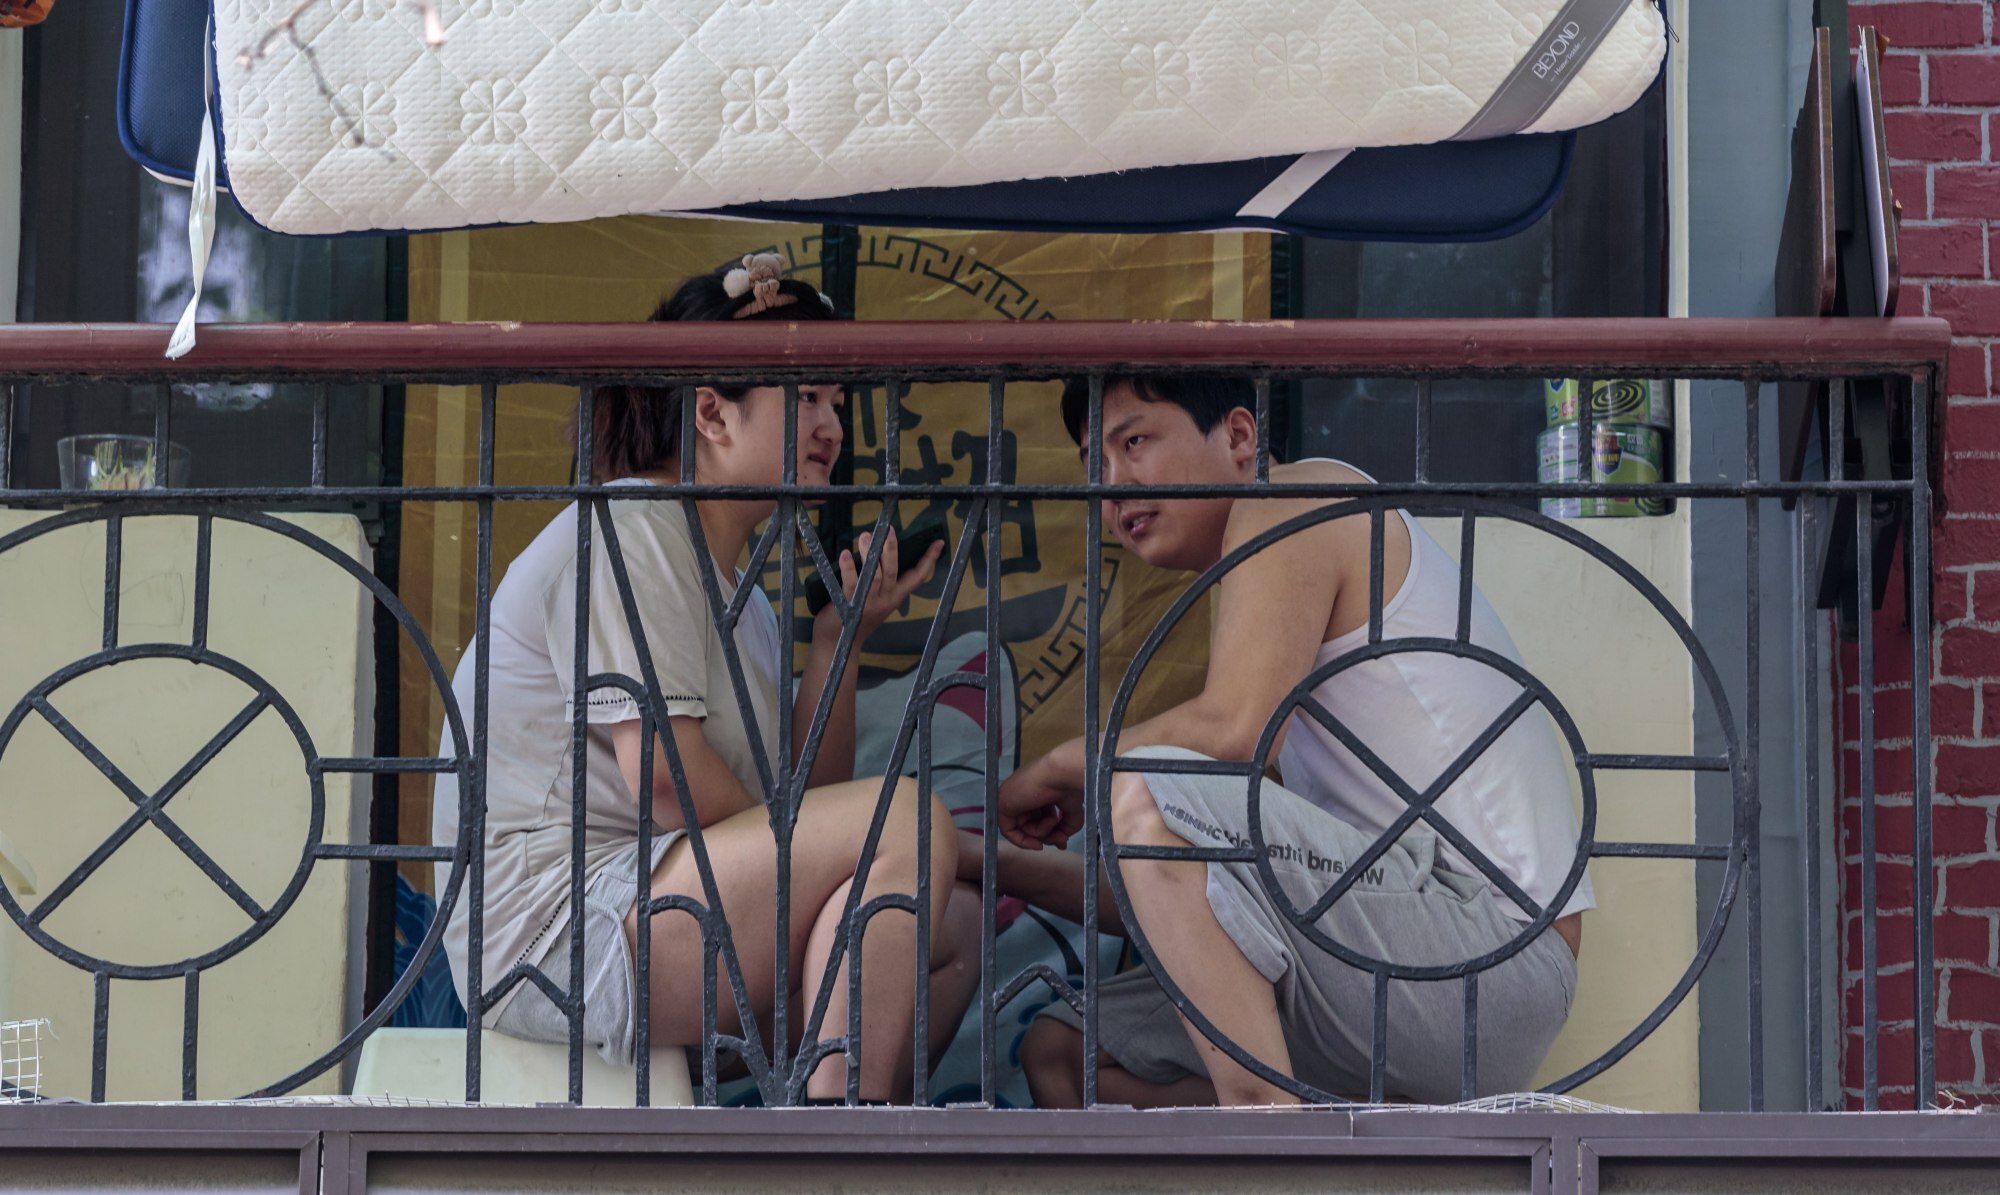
top-left (1058, 374), bottom-right (1258, 448)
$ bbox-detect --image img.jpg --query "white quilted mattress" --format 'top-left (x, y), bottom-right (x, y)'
top-left (211, 0), bottom-right (1665, 236)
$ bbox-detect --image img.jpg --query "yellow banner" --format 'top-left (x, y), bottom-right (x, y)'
top-left (401, 218), bottom-right (1269, 858)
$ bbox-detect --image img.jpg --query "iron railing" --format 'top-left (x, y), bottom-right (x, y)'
top-left (0, 317), bottom-right (1951, 1112)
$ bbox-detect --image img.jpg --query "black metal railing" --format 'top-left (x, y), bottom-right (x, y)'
top-left (0, 318), bottom-right (1950, 1112)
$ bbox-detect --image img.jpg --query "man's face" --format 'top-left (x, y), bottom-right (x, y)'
top-left (1090, 383), bottom-right (1246, 572)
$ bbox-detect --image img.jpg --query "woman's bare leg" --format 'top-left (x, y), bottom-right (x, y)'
top-left (793, 782), bottom-right (958, 1100)
top-left (798, 877), bottom-right (979, 1099)
top-left (924, 883), bottom-right (983, 1064)
top-left (625, 775), bottom-right (956, 1101)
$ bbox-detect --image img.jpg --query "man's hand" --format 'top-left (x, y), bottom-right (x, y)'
top-left (813, 526), bottom-right (944, 644)
top-left (996, 752), bottom-right (1084, 850)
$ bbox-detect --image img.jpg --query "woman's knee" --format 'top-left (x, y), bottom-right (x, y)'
top-left (866, 777), bottom-right (958, 878)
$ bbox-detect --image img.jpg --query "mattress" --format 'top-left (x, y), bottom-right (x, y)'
top-left (207, 0), bottom-right (1665, 236)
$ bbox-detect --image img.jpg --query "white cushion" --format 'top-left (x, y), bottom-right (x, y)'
top-left (352, 1027), bottom-right (692, 1107)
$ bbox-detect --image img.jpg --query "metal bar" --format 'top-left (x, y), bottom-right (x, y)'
top-left (885, 378), bottom-right (903, 484)
top-left (102, 514), bottom-right (121, 649)
top-left (1368, 507), bottom-right (1385, 645)
top-left (774, 382), bottom-right (798, 1100)
top-left (1909, 369), bottom-right (1937, 1108)
top-left (1112, 844), bottom-right (1262, 864)
top-left (1369, 971), bottom-right (1389, 1104)
top-left (1854, 380), bottom-right (1878, 1110)
top-left (973, 376), bottom-right (1006, 1106)
top-left (182, 969), bottom-right (199, 1101)
top-left (563, 501), bottom-right (587, 1110)
top-left (0, 477), bottom-right (1928, 505)
top-left (1591, 842), bottom-right (1734, 860)
top-left (314, 757), bottom-right (459, 774)
top-left (1105, 756), bottom-right (1259, 777)
top-left (1254, 375), bottom-right (1272, 483)
top-left (1801, 482), bottom-right (1825, 1109)
top-left (313, 844), bottom-right (456, 861)
top-left (1415, 377), bottom-right (1434, 483)
top-left (914, 706), bottom-right (936, 1106)
top-left (92, 972), bottom-right (109, 1103)
top-left (153, 384), bottom-right (174, 489)
top-left (1582, 753), bottom-right (1733, 772)
top-left (191, 515), bottom-right (212, 652)
top-left (0, 318), bottom-right (1953, 377)
top-left (311, 385), bottom-right (330, 488)
top-left (1081, 372), bottom-right (1104, 1109)
top-left (634, 702), bottom-right (656, 1108)
top-left (1744, 378), bottom-right (1765, 1112)
top-left (0, 380), bottom-right (11, 490)
top-left (1461, 974), bottom-right (1478, 1101)
top-left (1457, 512), bottom-right (1476, 643)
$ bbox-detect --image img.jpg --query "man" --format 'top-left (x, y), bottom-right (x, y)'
top-left (989, 374), bottom-right (1591, 1107)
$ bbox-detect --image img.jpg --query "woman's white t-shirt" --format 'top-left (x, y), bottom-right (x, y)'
top-left (433, 482), bottom-right (781, 1023)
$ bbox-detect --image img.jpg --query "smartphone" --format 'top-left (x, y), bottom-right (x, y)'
top-left (804, 513), bottom-right (950, 617)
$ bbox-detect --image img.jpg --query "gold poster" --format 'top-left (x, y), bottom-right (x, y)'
top-left (401, 218), bottom-right (1269, 865)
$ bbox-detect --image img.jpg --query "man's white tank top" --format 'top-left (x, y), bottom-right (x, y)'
top-left (1274, 462), bottom-right (1596, 922)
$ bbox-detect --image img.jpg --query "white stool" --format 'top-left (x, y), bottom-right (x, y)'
top-left (352, 1027), bottom-right (692, 1106)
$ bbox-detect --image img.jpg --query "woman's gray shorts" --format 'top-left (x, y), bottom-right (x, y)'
top-left (1040, 747), bottom-right (1577, 1103)
top-left (492, 833), bottom-right (678, 1069)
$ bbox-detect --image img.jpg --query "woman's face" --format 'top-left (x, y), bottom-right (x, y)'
top-left (712, 383), bottom-right (846, 488)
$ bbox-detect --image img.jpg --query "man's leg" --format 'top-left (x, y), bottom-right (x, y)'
top-left (1020, 1018), bottom-right (1216, 1109)
top-left (1109, 770), bottom-right (1300, 1107)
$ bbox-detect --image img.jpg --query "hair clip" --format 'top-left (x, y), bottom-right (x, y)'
top-left (726, 252), bottom-right (798, 318)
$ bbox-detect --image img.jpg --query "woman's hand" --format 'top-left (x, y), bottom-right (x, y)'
top-left (814, 526), bottom-right (944, 643)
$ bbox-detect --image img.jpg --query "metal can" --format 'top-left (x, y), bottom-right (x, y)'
top-left (1546, 379), bottom-right (1672, 429)
top-left (1538, 423), bottom-right (1669, 518)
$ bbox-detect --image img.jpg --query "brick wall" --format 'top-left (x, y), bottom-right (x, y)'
top-left (1837, 1), bottom-right (1999, 1110)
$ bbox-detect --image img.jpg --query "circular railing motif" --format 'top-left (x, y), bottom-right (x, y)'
top-left (0, 646), bottom-right (326, 978)
top-left (1093, 496), bottom-right (1745, 1102)
top-left (0, 504), bottom-right (471, 1099)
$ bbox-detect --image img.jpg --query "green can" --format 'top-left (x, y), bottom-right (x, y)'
top-left (1546, 378), bottom-right (1672, 428)
top-left (1538, 422), bottom-right (1669, 518)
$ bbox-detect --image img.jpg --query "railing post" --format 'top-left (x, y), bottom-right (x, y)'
top-left (1909, 368), bottom-right (1936, 1109)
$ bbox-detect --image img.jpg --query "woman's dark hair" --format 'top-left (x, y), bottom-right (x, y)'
top-left (585, 266), bottom-right (838, 481)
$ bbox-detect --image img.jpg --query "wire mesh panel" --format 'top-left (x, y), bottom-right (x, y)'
top-left (1, 1018), bottom-right (49, 1102)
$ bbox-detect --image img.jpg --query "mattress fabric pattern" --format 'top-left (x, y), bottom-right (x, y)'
top-left (211, 0), bottom-right (1665, 235)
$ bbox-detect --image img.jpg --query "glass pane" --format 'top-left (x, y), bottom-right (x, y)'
top-left (1291, 82), bottom-right (1669, 490)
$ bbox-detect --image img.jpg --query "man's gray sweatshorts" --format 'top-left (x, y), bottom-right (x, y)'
top-left (1041, 746), bottom-right (1577, 1104)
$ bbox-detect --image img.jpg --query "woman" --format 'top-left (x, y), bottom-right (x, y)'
top-left (433, 255), bottom-right (977, 1103)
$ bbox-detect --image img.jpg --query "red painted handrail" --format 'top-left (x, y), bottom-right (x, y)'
top-left (0, 318), bottom-right (1954, 379)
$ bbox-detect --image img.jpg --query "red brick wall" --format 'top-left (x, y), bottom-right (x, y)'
top-left (1837, 2), bottom-right (1998, 1110)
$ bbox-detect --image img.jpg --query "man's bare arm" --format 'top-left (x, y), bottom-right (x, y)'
top-left (999, 492), bottom-right (1351, 846)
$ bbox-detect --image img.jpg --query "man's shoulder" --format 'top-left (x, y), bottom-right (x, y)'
top-left (1269, 457), bottom-right (1373, 488)
top-left (1223, 459), bottom-right (1375, 538)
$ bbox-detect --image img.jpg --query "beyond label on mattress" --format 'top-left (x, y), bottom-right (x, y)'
top-left (202, 0), bottom-right (1666, 236)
